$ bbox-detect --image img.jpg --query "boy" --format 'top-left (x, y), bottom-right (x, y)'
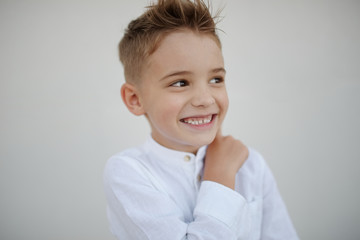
top-left (104, 0), bottom-right (298, 239)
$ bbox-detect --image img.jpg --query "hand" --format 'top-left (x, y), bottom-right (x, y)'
top-left (203, 130), bottom-right (249, 189)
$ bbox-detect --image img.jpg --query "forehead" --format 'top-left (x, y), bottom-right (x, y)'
top-left (145, 30), bottom-right (224, 78)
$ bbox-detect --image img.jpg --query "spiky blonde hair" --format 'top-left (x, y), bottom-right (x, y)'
top-left (119, 0), bottom-right (222, 84)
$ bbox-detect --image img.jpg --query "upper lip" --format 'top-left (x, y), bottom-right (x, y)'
top-left (180, 113), bottom-right (217, 121)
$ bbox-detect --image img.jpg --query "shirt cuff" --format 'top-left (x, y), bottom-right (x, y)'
top-left (194, 180), bottom-right (248, 231)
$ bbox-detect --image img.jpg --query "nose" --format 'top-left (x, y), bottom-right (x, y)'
top-left (191, 87), bottom-right (215, 107)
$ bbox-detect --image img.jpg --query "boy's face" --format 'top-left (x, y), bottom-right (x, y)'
top-left (137, 30), bottom-right (228, 153)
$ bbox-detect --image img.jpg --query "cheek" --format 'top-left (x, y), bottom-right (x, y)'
top-left (219, 90), bottom-right (229, 112)
top-left (156, 95), bottom-right (184, 121)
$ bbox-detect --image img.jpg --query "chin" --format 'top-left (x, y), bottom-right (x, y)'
top-left (188, 134), bottom-right (216, 147)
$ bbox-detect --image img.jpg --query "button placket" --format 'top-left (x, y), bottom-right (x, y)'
top-left (194, 156), bottom-right (205, 190)
top-left (184, 155), bottom-right (191, 162)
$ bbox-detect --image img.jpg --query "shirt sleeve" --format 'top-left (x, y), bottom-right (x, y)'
top-left (260, 159), bottom-right (299, 240)
top-left (104, 156), bottom-right (249, 240)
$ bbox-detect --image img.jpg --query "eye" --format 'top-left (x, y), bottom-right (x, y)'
top-left (170, 80), bottom-right (189, 87)
top-left (209, 77), bottom-right (223, 84)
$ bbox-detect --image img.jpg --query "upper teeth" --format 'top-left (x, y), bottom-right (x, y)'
top-left (183, 115), bottom-right (212, 125)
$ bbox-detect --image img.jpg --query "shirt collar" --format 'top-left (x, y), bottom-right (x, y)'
top-left (143, 136), bottom-right (207, 168)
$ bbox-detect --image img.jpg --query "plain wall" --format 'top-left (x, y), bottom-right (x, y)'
top-left (1, 0), bottom-right (359, 239)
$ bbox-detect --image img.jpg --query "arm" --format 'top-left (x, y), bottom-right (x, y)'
top-left (104, 141), bottom-right (250, 240)
top-left (260, 158), bottom-right (299, 240)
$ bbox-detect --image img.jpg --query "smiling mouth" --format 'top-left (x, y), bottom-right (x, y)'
top-left (180, 114), bottom-right (216, 126)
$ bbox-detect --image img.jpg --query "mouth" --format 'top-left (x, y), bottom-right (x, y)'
top-left (180, 114), bottom-right (216, 126)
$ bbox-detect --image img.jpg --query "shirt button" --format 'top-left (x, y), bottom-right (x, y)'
top-left (184, 155), bottom-right (191, 162)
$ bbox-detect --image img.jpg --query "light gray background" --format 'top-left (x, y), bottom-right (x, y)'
top-left (1, 0), bottom-right (359, 239)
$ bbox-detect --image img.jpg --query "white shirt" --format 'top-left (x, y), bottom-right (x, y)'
top-left (104, 137), bottom-right (298, 240)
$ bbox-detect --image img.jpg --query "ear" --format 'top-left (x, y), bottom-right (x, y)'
top-left (120, 83), bottom-right (145, 116)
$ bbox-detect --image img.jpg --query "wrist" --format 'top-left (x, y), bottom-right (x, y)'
top-left (203, 170), bottom-right (236, 190)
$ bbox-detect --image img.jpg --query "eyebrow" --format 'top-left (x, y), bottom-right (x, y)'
top-left (160, 71), bottom-right (192, 81)
top-left (212, 67), bottom-right (226, 74)
top-left (160, 68), bottom-right (226, 81)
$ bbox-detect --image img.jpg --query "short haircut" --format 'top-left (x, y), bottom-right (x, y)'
top-left (119, 0), bottom-right (222, 84)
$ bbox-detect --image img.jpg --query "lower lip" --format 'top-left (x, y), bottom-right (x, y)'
top-left (180, 114), bottom-right (217, 130)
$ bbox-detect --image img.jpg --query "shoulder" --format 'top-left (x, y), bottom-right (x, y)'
top-left (104, 145), bottom-right (149, 183)
top-left (240, 147), bottom-right (267, 175)
top-left (103, 144), bottom-right (170, 197)
top-left (235, 148), bottom-right (271, 197)
top-left (106, 145), bottom-right (144, 165)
